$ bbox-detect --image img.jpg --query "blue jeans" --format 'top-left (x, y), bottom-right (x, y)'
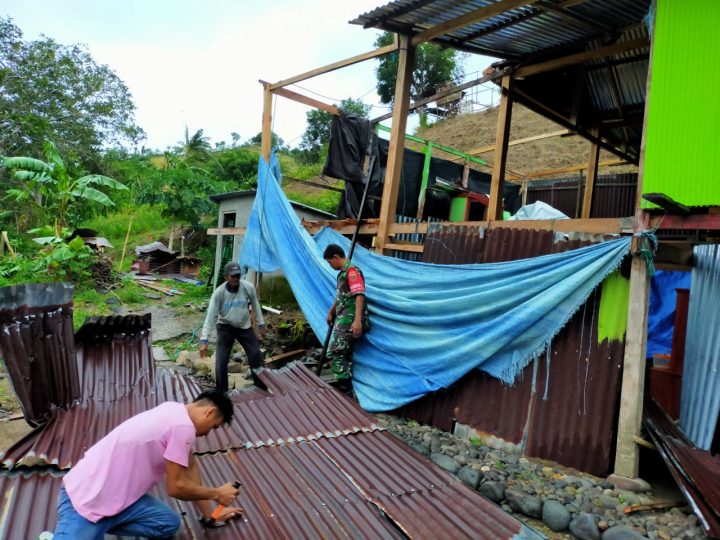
top-left (54, 485), bottom-right (181, 539)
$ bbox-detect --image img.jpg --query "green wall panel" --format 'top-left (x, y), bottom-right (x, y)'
top-left (642, 0), bottom-right (720, 207)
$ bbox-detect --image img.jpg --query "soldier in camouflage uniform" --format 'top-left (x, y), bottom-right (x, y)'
top-left (323, 244), bottom-right (369, 396)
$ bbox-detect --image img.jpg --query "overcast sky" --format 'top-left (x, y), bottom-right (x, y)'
top-left (4, 0), bottom-right (495, 151)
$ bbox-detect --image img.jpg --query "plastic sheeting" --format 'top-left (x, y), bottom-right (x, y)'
top-left (241, 157), bottom-right (632, 412)
top-left (507, 201), bottom-right (570, 221)
top-left (647, 270), bottom-right (691, 358)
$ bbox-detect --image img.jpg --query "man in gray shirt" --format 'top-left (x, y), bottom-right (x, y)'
top-left (199, 262), bottom-right (266, 391)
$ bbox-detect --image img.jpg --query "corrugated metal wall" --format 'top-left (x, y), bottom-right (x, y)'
top-left (526, 173), bottom-right (637, 218)
top-left (400, 227), bottom-right (626, 476)
top-left (642, 0), bottom-right (720, 207)
top-left (680, 244), bottom-right (720, 450)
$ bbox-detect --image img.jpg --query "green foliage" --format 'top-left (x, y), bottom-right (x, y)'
top-left (374, 32), bottom-right (464, 119)
top-left (213, 146), bottom-right (260, 187)
top-left (247, 131), bottom-right (285, 150)
top-left (2, 140), bottom-right (128, 234)
top-left (469, 436), bottom-right (485, 447)
top-left (406, 419), bottom-right (420, 428)
top-left (0, 17), bottom-right (144, 168)
top-left (284, 188), bottom-right (340, 214)
top-left (300, 98), bottom-right (370, 161)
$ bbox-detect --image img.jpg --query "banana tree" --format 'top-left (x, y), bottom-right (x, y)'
top-left (2, 140), bottom-right (128, 236)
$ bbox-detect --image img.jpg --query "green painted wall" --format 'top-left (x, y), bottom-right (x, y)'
top-left (642, 0), bottom-right (720, 207)
top-left (597, 271), bottom-right (630, 344)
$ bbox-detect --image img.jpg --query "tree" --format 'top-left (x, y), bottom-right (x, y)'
top-left (0, 17), bottom-right (144, 168)
top-left (247, 131), bottom-right (285, 150)
top-left (300, 98), bottom-right (370, 161)
top-left (374, 32), bottom-right (464, 126)
top-left (2, 140), bottom-right (128, 235)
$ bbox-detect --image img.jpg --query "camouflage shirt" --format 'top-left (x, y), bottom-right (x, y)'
top-left (335, 261), bottom-right (369, 327)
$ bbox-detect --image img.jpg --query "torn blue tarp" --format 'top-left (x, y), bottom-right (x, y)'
top-left (241, 157), bottom-right (632, 412)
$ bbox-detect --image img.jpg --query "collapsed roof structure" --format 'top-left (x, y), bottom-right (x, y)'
top-left (0, 283), bottom-right (540, 539)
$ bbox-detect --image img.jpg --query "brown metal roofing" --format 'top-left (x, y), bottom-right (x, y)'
top-left (644, 399), bottom-right (720, 538)
top-left (526, 173), bottom-right (638, 219)
top-left (0, 283), bottom-right (80, 425)
top-left (411, 227), bottom-right (625, 476)
top-left (1, 304), bottom-right (540, 539)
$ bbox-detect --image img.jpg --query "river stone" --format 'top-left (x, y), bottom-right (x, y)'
top-left (542, 500), bottom-right (571, 532)
top-left (457, 466), bottom-right (481, 489)
top-left (411, 442), bottom-right (430, 456)
top-left (479, 481), bottom-right (506, 503)
top-left (505, 489), bottom-right (543, 518)
top-left (430, 453), bottom-right (460, 474)
top-left (570, 513), bottom-right (601, 540)
top-left (602, 525), bottom-right (646, 540)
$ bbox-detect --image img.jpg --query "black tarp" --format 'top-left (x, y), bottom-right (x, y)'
top-left (324, 115), bottom-right (520, 220)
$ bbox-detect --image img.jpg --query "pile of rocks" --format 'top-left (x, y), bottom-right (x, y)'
top-left (375, 415), bottom-right (705, 540)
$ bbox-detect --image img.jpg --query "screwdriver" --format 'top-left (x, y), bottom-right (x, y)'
top-left (210, 481), bottom-right (242, 522)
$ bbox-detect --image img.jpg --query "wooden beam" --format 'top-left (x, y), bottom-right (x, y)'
top-left (514, 37), bottom-right (649, 78)
top-left (207, 227), bottom-right (246, 236)
top-left (384, 242), bottom-right (424, 253)
top-left (411, 0), bottom-right (541, 45)
top-left (511, 86), bottom-right (639, 165)
top-left (651, 213), bottom-right (720, 231)
top-left (614, 253), bottom-right (651, 478)
top-left (270, 85), bottom-right (339, 115)
top-left (488, 75), bottom-right (513, 221)
top-left (465, 129), bottom-right (571, 156)
top-left (372, 67), bottom-right (512, 123)
top-left (523, 159), bottom-right (627, 180)
top-left (260, 83), bottom-right (273, 162)
top-left (581, 123), bottom-right (601, 218)
top-left (300, 216), bottom-right (634, 236)
top-left (375, 35), bottom-right (415, 253)
top-left (269, 43), bottom-right (398, 90)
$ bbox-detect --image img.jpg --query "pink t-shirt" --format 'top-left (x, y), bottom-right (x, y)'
top-left (63, 401), bottom-right (196, 522)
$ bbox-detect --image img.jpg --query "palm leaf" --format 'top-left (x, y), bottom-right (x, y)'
top-left (71, 186), bottom-right (115, 206)
top-left (2, 157), bottom-right (52, 175)
top-left (77, 175), bottom-right (128, 191)
top-left (43, 140), bottom-right (65, 170)
top-left (13, 170), bottom-right (53, 183)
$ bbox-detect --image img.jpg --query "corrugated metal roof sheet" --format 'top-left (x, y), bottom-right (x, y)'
top-left (645, 399), bottom-right (720, 538)
top-left (680, 244), bottom-right (720, 450)
top-left (1, 303), bottom-right (538, 539)
top-left (351, 0), bottom-right (650, 59)
top-left (0, 283), bottom-right (79, 425)
top-left (412, 227), bottom-right (625, 476)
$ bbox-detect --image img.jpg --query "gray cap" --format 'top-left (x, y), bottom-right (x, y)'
top-left (224, 262), bottom-right (242, 276)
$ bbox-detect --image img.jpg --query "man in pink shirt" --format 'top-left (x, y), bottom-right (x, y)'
top-left (54, 390), bottom-right (241, 539)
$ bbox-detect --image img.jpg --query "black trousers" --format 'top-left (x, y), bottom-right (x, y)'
top-left (215, 324), bottom-right (264, 392)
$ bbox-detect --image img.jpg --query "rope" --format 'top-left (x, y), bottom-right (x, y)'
top-left (637, 230), bottom-right (658, 276)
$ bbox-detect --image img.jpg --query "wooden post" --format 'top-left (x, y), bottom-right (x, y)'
top-left (581, 122), bottom-right (601, 219)
top-left (375, 34), bottom-right (414, 252)
top-left (488, 75), bottom-right (513, 221)
top-left (613, 16), bottom-right (655, 480)
top-left (260, 82), bottom-right (273, 163)
top-left (614, 253), bottom-right (650, 478)
top-left (118, 216), bottom-right (133, 272)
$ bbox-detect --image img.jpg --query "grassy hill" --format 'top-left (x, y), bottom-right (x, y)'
top-left (416, 104), bottom-right (637, 180)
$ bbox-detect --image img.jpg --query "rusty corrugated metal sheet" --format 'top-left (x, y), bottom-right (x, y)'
top-left (524, 288), bottom-right (625, 475)
top-left (0, 283), bottom-right (79, 425)
top-left (413, 227), bottom-right (625, 476)
top-left (645, 399), bottom-right (720, 538)
top-left (526, 174), bottom-right (638, 219)
top-left (0, 295), bottom-right (540, 539)
top-left (316, 431), bottom-right (529, 539)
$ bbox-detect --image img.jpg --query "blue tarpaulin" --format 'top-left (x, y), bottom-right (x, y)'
top-left (241, 157), bottom-right (632, 412)
top-left (647, 270), bottom-right (691, 358)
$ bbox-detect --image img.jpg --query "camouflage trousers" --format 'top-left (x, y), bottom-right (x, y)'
top-left (327, 324), bottom-right (357, 381)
